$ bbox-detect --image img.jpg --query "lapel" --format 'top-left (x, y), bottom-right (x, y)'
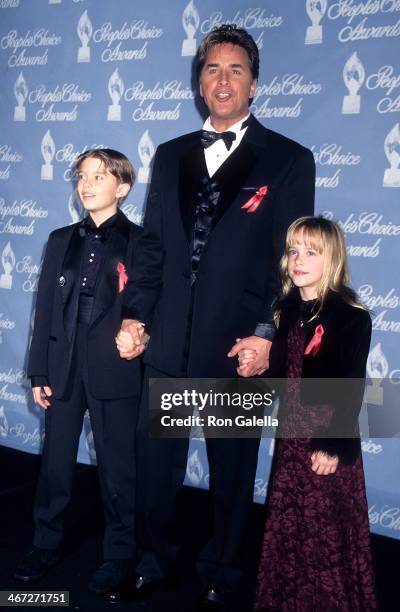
top-left (89, 210), bottom-right (131, 327)
top-left (276, 289), bottom-right (347, 379)
top-left (213, 139), bottom-right (257, 224)
top-left (179, 141), bottom-right (207, 242)
top-left (61, 225), bottom-right (85, 343)
top-left (178, 115), bottom-right (266, 244)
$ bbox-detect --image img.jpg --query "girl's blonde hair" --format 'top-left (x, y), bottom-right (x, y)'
top-left (275, 216), bottom-right (363, 324)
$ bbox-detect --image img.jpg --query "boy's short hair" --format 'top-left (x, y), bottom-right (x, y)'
top-left (75, 148), bottom-right (135, 188)
top-left (196, 24), bottom-right (259, 80)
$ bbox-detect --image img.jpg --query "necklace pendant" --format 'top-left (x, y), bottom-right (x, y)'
top-left (299, 320), bottom-right (304, 327)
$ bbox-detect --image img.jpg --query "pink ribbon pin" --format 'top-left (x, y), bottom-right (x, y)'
top-left (241, 185), bottom-right (269, 214)
top-left (117, 261), bottom-right (128, 293)
top-left (304, 324), bottom-right (324, 356)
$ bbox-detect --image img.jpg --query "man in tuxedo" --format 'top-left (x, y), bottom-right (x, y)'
top-left (117, 25), bottom-right (315, 610)
top-left (14, 149), bottom-right (143, 594)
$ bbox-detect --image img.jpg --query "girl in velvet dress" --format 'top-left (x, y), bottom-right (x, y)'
top-left (249, 217), bottom-right (378, 611)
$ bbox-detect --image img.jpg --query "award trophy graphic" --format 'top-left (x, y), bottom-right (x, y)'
top-left (383, 123), bottom-right (400, 187)
top-left (181, 0), bottom-right (200, 57)
top-left (107, 69), bottom-right (124, 121)
top-left (137, 130), bottom-right (155, 184)
top-left (68, 191), bottom-right (85, 224)
top-left (41, 130), bottom-right (56, 181)
top-left (14, 72), bottom-right (28, 122)
top-left (366, 343), bottom-right (388, 407)
top-left (342, 52), bottom-right (365, 114)
top-left (77, 10), bottom-right (93, 63)
top-left (29, 308), bottom-right (35, 350)
top-left (187, 449), bottom-right (204, 486)
top-left (0, 406), bottom-right (9, 438)
top-left (0, 242), bottom-right (16, 290)
top-left (305, 0), bottom-right (327, 45)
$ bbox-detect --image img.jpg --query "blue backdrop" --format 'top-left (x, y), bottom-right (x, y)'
top-left (0, 0), bottom-right (399, 540)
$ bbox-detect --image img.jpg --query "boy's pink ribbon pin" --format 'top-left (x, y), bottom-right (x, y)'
top-left (304, 324), bottom-right (324, 356)
top-left (117, 262), bottom-right (128, 293)
top-left (241, 185), bottom-right (269, 214)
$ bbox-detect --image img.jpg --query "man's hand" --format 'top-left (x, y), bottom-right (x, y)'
top-left (310, 451), bottom-right (338, 475)
top-left (227, 336), bottom-right (272, 377)
top-left (116, 319), bottom-right (149, 360)
top-left (32, 386), bottom-right (52, 409)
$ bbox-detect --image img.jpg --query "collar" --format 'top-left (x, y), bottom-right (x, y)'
top-left (79, 210), bottom-right (120, 240)
top-left (202, 113), bottom-right (250, 135)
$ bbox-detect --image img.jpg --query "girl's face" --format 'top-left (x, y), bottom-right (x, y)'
top-left (287, 239), bottom-right (324, 300)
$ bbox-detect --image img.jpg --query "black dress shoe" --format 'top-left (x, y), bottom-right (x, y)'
top-left (197, 586), bottom-right (230, 610)
top-left (108, 574), bottom-right (160, 604)
top-left (14, 547), bottom-right (59, 582)
top-left (88, 559), bottom-right (134, 593)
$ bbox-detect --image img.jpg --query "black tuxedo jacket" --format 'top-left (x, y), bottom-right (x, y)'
top-left (268, 289), bottom-right (372, 462)
top-left (126, 115), bottom-right (315, 377)
top-left (28, 210), bottom-right (142, 400)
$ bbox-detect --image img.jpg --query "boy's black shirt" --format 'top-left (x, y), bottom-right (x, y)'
top-left (28, 209), bottom-right (142, 399)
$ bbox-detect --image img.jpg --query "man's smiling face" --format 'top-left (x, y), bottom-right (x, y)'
top-left (199, 43), bottom-right (257, 132)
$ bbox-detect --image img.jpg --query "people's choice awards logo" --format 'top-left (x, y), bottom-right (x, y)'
top-left (342, 52), bottom-right (365, 114)
top-left (0, 406), bottom-right (9, 437)
top-left (366, 343), bottom-right (389, 406)
top-left (186, 449), bottom-right (204, 486)
top-left (383, 123), bottom-right (400, 188)
top-left (107, 69), bottom-right (124, 121)
top-left (0, 241), bottom-right (16, 290)
top-left (77, 10), bottom-right (93, 63)
top-left (181, 0), bottom-right (200, 57)
top-left (41, 130), bottom-right (55, 180)
top-left (305, 0), bottom-right (327, 45)
top-left (137, 130), bottom-right (155, 184)
top-left (14, 72), bottom-right (28, 121)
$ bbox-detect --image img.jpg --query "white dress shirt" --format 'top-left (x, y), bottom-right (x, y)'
top-left (202, 114), bottom-right (250, 177)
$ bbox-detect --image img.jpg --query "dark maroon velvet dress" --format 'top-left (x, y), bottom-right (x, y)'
top-left (254, 321), bottom-right (378, 611)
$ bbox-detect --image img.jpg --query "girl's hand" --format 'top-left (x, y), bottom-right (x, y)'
top-left (310, 451), bottom-right (338, 475)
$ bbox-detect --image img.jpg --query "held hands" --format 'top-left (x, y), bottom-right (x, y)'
top-left (310, 451), bottom-right (339, 475)
top-left (116, 319), bottom-right (149, 360)
top-left (227, 336), bottom-right (272, 377)
top-left (32, 386), bottom-right (52, 410)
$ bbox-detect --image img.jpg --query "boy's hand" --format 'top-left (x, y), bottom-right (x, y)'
top-left (116, 319), bottom-right (149, 360)
top-left (310, 451), bottom-right (338, 475)
top-left (33, 386), bottom-right (52, 409)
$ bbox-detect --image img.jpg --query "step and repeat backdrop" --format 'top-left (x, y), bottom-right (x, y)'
top-left (0, 0), bottom-right (399, 539)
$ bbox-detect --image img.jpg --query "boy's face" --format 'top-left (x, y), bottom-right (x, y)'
top-left (76, 157), bottom-right (130, 223)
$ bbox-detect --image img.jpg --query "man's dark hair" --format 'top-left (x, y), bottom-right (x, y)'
top-left (75, 148), bottom-right (135, 187)
top-left (196, 24), bottom-right (259, 80)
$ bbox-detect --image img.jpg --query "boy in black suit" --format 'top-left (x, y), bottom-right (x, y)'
top-left (14, 149), bottom-right (144, 594)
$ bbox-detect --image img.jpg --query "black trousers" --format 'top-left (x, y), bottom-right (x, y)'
top-left (33, 322), bottom-right (140, 560)
top-left (135, 365), bottom-right (260, 593)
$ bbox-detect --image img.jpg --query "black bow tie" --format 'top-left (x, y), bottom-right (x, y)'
top-left (79, 224), bottom-right (106, 242)
top-left (200, 129), bottom-right (236, 151)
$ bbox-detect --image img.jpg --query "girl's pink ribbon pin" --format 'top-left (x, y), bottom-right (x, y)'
top-left (304, 324), bottom-right (324, 356)
top-left (241, 185), bottom-right (269, 214)
top-left (117, 262), bottom-right (128, 293)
